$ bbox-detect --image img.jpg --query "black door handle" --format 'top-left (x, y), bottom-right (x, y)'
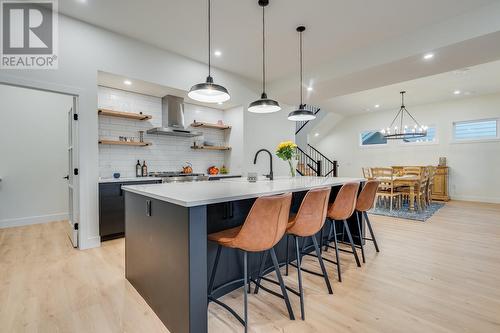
top-left (63, 175), bottom-right (69, 180)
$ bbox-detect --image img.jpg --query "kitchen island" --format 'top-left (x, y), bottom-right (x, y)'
top-left (122, 176), bottom-right (365, 333)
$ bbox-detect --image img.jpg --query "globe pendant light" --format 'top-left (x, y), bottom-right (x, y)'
top-left (248, 0), bottom-right (281, 113)
top-left (188, 0), bottom-right (230, 103)
top-left (288, 26), bottom-right (316, 121)
top-left (380, 91), bottom-right (428, 140)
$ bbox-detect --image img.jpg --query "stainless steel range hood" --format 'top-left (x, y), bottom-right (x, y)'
top-left (147, 95), bottom-right (202, 137)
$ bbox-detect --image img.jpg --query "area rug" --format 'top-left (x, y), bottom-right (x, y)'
top-left (368, 202), bottom-right (445, 222)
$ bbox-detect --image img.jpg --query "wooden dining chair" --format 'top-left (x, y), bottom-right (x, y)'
top-left (371, 167), bottom-right (402, 211)
top-left (403, 166), bottom-right (423, 176)
top-left (426, 166), bottom-right (436, 206)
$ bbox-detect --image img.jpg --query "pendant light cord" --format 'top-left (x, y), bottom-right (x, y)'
top-left (262, 5), bottom-right (266, 95)
top-left (299, 29), bottom-right (303, 106)
top-left (208, 0), bottom-right (212, 78)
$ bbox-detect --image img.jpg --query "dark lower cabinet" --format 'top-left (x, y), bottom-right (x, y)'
top-left (99, 180), bottom-right (161, 241)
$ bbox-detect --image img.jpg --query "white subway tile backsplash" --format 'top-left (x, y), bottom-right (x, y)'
top-left (98, 87), bottom-right (227, 178)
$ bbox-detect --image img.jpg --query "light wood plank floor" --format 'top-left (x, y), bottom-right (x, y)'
top-left (1, 201), bottom-right (499, 332)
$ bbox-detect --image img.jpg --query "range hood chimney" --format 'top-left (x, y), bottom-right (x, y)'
top-left (147, 95), bottom-right (202, 137)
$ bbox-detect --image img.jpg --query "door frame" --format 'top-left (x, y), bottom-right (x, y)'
top-left (0, 77), bottom-right (82, 248)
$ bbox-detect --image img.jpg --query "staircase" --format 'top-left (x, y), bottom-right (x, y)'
top-left (295, 105), bottom-right (338, 177)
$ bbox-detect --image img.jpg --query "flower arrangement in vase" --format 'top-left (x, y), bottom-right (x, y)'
top-left (276, 141), bottom-right (298, 177)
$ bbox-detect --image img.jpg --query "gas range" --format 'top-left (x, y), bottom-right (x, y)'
top-left (148, 171), bottom-right (209, 183)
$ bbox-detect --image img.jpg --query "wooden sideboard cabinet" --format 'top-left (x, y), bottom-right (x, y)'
top-left (431, 166), bottom-right (450, 201)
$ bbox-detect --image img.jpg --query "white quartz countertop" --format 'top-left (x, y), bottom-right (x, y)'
top-left (122, 176), bottom-right (365, 207)
top-left (99, 177), bottom-right (163, 183)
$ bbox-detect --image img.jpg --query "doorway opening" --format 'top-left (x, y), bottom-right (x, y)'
top-left (0, 83), bottom-right (79, 248)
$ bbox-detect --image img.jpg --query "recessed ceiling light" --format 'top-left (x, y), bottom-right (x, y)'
top-left (217, 101), bottom-right (223, 105)
top-left (124, 80), bottom-right (132, 85)
top-left (314, 133), bottom-right (319, 137)
top-left (307, 86), bottom-right (313, 92)
top-left (374, 104), bottom-right (380, 108)
top-left (214, 50), bottom-right (222, 57)
top-left (423, 53), bottom-right (434, 60)
top-left (453, 90), bottom-right (461, 95)
top-left (77, 0), bottom-right (87, 3)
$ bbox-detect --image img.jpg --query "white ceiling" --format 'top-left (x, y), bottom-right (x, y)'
top-left (325, 59), bottom-right (500, 115)
top-left (60, 0), bottom-right (496, 82)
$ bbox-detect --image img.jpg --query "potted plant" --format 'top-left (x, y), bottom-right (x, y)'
top-left (276, 141), bottom-right (298, 177)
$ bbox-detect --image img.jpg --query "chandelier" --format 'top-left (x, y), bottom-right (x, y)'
top-left (381, 91), bottom-right (427, 139)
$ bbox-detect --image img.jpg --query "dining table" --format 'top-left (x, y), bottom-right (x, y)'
top-left (374, 174), bottom-right (421, 211)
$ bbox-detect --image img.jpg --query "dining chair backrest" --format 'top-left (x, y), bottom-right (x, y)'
top-left (287, 187), bottom-right (331, 237)
top-left (403, 166), bottom-right (423, 176)
top-left (371, 167), bottom-right (393, 179)
top-left (233, 193), bottom-right (292, 252)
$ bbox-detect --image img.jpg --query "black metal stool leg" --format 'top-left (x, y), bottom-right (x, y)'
top-left (243, 251), bottom-right (248, 333)
top-left (325, 219), bottom-right (333, 252)
top-left (356, 211), bottom-right (366, 263)
top-left (285, 234), bottom-right (290, 276)
top-left (208, 245), bottom-right (221, 295)
top-left (294, 236), bottom-right (305, 320)
top-left (364, 211), bottom-right (380, 252)
top-left (311, 235), bottom-right (333, 294)
top-left (343, 219), bottom-right (361, 267)
top-left (270, 247), bottom-right (295, 320)
top-left (253, 250), bottom-right (268, 294)
top-left (332, 220), bottom-right (342, 282)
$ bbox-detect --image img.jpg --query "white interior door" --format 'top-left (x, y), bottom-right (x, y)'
top-left (66, 99), bottom-right (79, 247)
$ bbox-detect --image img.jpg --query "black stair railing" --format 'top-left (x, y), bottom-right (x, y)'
top-left (296, 145), bottom-right (338, 177)
top-left (295, 104), bottom-right (321, 135)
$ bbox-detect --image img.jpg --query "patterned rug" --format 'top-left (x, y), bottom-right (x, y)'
top-left (368, 202), bottom-right (445, 222)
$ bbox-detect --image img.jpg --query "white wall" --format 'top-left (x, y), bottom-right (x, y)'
top-left (0, 14), bottom-right (260, 249)
top-left (98, 87), bottom-right (227, 177)
top-left (0, 84), bottom-right (73, 228)
top-left (315, 93), bottom-right (500, 203)
top-left (0, 14), bottom-right (301, 248)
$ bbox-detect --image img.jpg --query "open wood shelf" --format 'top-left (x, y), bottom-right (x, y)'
top-left (98, 109), bottom-right (152, 120)
top-left (191, 145), bottom-right (231, 151)
top-left (191, 121), bottom-right (231, 130)
top-left (99, 140), bottom-right (152, 147)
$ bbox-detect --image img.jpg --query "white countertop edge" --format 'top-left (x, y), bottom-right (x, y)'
top-left (122, 177), bottom-right (366, 207)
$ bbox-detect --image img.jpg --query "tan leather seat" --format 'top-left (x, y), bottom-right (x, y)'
top-left (283, 187), bottom-right (332, 320)
top-left (207, 193), bottom-right (295, 329)
top-left (208, 193), bottom-right (292, 252)
top-left (324, 182), bottom-right (362, 281)
top-left (356, 180), bottom-right (380, 212)
top-left (327, 182), bottom-right (360, 220)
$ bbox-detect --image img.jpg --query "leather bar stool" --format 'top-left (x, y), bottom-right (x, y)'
top-left (207, 193), bottom-right (295, 332)
top-left (281, 187), bottom-right (333, 320)
top-left (354, 180), bottom-right (381, 263)
top-left (323, 182), bottom-right (361, 282)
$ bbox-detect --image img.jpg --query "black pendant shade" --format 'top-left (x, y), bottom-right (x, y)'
top-left (188, 0), bottom-right (230, 104)
top-left (248, 0), bottom-right (281, 113)
top-left (288, 26), bottom-right (315, 121)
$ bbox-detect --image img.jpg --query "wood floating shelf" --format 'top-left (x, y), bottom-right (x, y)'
top-left (98, 109), bottom-right (152, 121)
top-left (99, 140), bottom-right (152, 147)
top-left (191, 121), bottom-right (231, 130)
top-left (191, 145), bottom-right (231, 151)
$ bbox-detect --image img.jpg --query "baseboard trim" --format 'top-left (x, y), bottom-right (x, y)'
top-left (81, 236), bottom-right (101, 250)
top-left (450, 195), bottom-right (500, 204)
top-left (0, 213), bottom-right (69, 229)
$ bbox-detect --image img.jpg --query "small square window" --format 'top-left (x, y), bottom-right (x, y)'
top-left (453, 119), bottom-right (498, 141)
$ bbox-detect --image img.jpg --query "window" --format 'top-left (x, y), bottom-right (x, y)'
top-left (403, 126), bottom-right (437, 143)
top-left (453, 119), bottom-right (498, 141)
top-left (360, 130), bottom-right (387, 146)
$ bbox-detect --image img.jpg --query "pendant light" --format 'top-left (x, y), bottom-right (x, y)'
top-left (188, 0), bottom-right (230, 103)
top-left (248, 0), bottom-right (281, 113)
top-left (288, 26), bottom-right (316, 121)
top-left (381, 91), bottom-right (428, 139)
